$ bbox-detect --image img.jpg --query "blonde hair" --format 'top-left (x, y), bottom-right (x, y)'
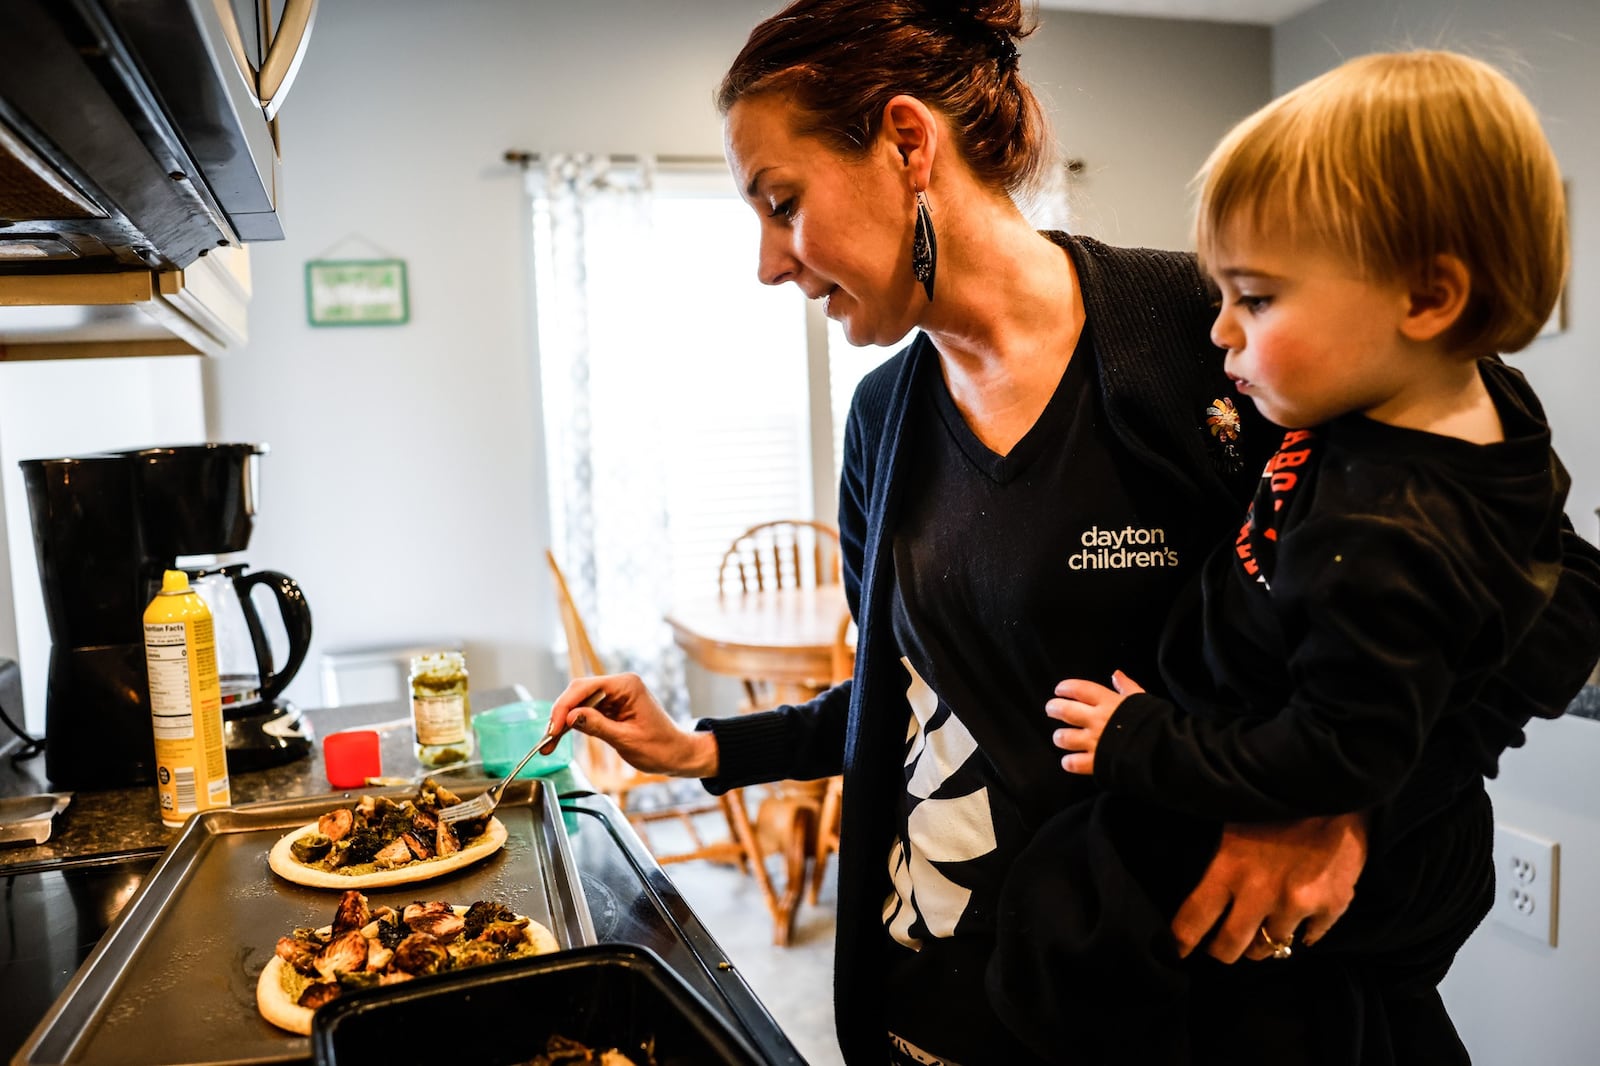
top-left (1194, 50), bottom-right (1567, 355)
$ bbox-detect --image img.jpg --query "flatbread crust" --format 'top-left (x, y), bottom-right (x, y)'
top-left (255, 957), bottom-right (314, 1036)
top-left (267, 816), bottom-right (508, 889)
top-left (254, 906), bottom-right (558, 1035)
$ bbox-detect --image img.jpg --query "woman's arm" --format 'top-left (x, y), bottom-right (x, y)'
top-left (1173, 812), bottom-right (1368, 962)
top-left (548, 672), bottom-right (721, 776)
top-left (546, 670), bottom-right (855, 788)
top-left (699, 681), bottom-right (852, 790)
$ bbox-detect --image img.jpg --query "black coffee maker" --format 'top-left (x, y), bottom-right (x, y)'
top-left (20, 443), bottom-right (314, 789)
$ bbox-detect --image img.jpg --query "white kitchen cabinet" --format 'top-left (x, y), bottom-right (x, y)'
top-left (0, 245), bottom-right (251, 360)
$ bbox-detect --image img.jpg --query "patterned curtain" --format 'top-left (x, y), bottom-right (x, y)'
top-left (528, 154), bottom-right (689, 719)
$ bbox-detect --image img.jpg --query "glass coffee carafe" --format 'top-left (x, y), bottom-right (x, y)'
top-left (187, 564), bottom-right (312, 714)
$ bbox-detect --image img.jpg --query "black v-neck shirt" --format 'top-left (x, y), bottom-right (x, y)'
top-left (882, 325), bottom-right (1215, 1063)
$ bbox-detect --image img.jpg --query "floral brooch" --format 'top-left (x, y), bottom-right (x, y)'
top-left (1205, 397), bottom-right (1243, 471)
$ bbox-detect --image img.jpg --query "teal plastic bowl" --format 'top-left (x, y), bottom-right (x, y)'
top-left (472, 700), bottom-right (575, 778)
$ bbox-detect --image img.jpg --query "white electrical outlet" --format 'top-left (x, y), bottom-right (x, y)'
top-left (1489, 824), bottom-right (1559, 946)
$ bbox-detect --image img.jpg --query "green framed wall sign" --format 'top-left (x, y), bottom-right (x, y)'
top-left (305, 258), bottom-right (410, 326)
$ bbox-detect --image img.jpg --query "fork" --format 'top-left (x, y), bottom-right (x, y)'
top-left (437, 691), bottom-right (602, 824)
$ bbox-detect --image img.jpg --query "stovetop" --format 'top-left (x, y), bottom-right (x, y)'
top-left (0, 793), bottom-right (803, 1065)
top-left (1, 853), bottom-right (150, 1060)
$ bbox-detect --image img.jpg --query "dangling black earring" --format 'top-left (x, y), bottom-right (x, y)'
top-left (912, 189), bottom-right (937, 302)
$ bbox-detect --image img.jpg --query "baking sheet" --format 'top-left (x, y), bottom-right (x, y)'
top-left (13, 780), bottom-right (593, 1066)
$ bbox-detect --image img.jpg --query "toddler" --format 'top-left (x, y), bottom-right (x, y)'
top-left (992, 50), bottom-right (1595, 1066)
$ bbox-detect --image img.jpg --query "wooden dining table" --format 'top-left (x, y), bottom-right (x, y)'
top-left (667, 583), bottom-right (848, 703)
top-left (665, 582), bottom-right (850, 945)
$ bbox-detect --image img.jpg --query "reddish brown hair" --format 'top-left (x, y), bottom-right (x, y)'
top-left (717, 0), bottom-right (1050, 198)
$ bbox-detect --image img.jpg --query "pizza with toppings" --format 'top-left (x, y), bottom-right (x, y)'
top-left (256, 889), bottom-right (559, 1035)
top-left (267, 778), bottom-right (507, 889)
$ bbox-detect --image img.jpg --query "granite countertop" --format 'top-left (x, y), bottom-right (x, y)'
top-left (0, 686), bottom-right (533, 871)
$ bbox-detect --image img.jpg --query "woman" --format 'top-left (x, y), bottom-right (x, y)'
top-left (546, 3), bottom-right (1600, 1063)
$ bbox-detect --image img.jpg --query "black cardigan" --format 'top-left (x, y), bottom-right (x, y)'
top-left (699, 233), bottom-right (1600, 1064)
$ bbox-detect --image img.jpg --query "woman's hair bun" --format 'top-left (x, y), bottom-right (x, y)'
top-left (718, 0), bottom-right (1049, 198)
top-left (918, 0), bottom-right (1027, 37)
top-left (915, 0), bottom-right (1028, 68)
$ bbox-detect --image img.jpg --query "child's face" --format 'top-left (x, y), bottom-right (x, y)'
top-left (1207, 227), bottom-right (1421, 429)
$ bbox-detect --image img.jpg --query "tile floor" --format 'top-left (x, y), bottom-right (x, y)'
top-left (646, 816), bottom-right (844, 1066)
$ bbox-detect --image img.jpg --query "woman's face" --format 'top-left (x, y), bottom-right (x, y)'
top-left (724, 95), bottom-right (921, 347)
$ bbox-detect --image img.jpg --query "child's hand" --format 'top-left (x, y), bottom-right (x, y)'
top-left (1046, 670), bottom-right (1144, 775)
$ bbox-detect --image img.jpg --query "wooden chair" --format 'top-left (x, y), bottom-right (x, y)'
top-left (718, 518), bottom-right (842, 595)
top-left (545, 549), bottom-right (747, 870)
top-left (706, 520), bottom-right (845, 943)
top-left (718, 519), bottom-right (842, 711)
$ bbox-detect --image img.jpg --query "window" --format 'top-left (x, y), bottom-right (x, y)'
top-left (534, 161), bottom-right (859, 629)
top-left (532, 156), bottom-right (1064, 696)
top-left (647, 191), bottom-right (818, 606)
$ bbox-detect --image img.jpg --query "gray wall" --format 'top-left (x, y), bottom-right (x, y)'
top-left (206, 0), bottom-right (1272, 711)
top-left (205, 0), bottom-right (762, 709)
top-left (1030, 11), bottom-right (1270, 247)
top-left (1274, 3), bottom-right (1600, 1063)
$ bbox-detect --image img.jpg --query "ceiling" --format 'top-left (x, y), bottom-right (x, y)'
top-left (1036, 0), bottom-right (1323, 25)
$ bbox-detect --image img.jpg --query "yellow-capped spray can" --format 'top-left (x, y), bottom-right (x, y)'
top-left (142, 569), bottom-right (231, 827)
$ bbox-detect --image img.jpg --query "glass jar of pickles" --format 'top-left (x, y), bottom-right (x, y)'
top-left (409, 651), bottom-right (473, 768)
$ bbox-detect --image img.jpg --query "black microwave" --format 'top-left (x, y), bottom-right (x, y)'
top-left (0, 0), bottom-right (316, 276)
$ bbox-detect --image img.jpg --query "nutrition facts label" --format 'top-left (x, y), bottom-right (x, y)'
top-left (144, 619), bottom-right (208, 738)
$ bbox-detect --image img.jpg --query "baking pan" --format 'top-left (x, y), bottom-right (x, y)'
top-left (12, 779), bottom-right (593, 1066)
top-left (310, 943), bottom-right (766, 1066)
